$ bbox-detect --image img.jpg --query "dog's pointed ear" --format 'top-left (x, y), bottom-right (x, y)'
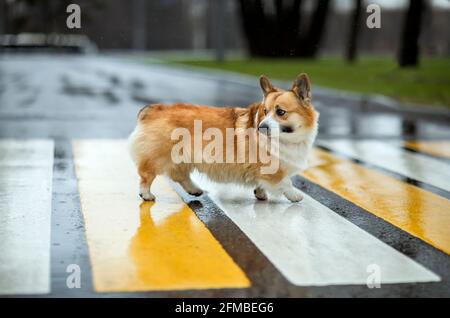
top-left (260, 75), bottom-right (275, 97)
top-left (291, 73), bottom-right (311, 101)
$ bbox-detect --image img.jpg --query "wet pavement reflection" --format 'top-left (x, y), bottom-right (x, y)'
top-left (0, 55), bottom-right (449, 139)
top-left (129, 200), bottom-right (250, 291)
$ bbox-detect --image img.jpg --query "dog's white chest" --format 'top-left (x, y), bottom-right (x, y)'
top-left (278, 142), bottom-right (311, 174)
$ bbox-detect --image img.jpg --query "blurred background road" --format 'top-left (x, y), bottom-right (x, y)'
top-left (0, 0), bottom-right (449, 297)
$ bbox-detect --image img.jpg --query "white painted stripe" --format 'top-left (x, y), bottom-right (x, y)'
top-left (319, 140), bottom-right (450, 192)
top-left (0, 139), bottom-right (54, 295)
top-left (191, 173), bottom-right (440, 286)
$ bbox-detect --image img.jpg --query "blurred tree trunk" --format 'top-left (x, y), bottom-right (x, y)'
top-left (345, 0), bottom-right (362, 63)
top-left (398, 0), bottom-right (425, 67)
top-left (132, 0), bottom-right (147, 50)
top-left (0, 0), bottom-right (5, 35)
top-left (238, 0), bottom-right (330, 58)
top-left (300, 0), bottom-right (330, 57)
top-left (238, 0), bottom-right (265, 56)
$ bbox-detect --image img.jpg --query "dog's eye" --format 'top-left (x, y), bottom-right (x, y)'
top-left (276, 108), bottom-right (286, 116)
top-left (263, 108), bottom-right (268, 115)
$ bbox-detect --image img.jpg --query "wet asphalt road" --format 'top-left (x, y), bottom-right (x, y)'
top-left (1, 54), bottom-right (450, 140)
top-left (0, 54), bottom-right (449, 297)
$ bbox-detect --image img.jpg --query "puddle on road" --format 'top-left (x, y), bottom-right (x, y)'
top-left (60, 74), bottom-right (120, 104)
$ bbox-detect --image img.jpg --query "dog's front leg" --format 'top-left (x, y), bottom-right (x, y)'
top-left (278, 177), bottom-right (303, 202)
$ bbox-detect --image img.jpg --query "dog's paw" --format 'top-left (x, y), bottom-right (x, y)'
top-left (180, 181), bottom-right (204, 197)
top-left (139, 192), bottom-right (155, 201)
top-left (187, 189), bottom-right (203, 197)
top-left (284, 188), bottom-right (303, 203)
top-left (254, 188), bottom-right (268, 201)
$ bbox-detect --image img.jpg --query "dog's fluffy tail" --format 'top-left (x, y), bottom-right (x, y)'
top-left (127, 126), bottom-right (141, 165)
top-left (136, 103), bottom-right (166, 121)
top-left (137, 104), bottom-right (151, 119)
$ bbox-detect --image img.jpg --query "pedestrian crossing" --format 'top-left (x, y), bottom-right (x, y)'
top-left (319, 140), bottom-right (450, 192)
top-left (0, 140), bottom-right (54, 295)
top-left (404, 141), bottom-right (450, 160)
top-left (303, 147), bottom-right (450, 255)
top-left (193, 172), bottom-right (439, 286)
top-left (73, 140), bottom-right (249, 292)
top-left (0, 138), bottom-right (449, 295)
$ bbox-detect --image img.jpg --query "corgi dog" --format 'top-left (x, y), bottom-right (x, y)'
top-left (128, 73), bottom-right (318, 202)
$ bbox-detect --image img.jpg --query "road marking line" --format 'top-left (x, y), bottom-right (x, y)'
top-left (319, 140), bottom-right (450, 192)
top-left (0, 139), bottom-right (53, 295)
top-left (73, 140), bottom-right (249, 292)
top-left (303, 148), bottom-right (450, 255)
top-left (191, 172), bottom-right (439, 286)
top-left (404, 141), bottom-right (450, 160)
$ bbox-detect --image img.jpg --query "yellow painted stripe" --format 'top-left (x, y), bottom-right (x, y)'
top-left (404, 141), bottom-right (450, 159)
top-left (73, 140), bottom-right (249, 292)
top-left (301, 148), bottom-right (450, 255)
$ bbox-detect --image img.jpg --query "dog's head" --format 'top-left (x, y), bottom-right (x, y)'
top-left (257, 73), bottom-right (318, 142)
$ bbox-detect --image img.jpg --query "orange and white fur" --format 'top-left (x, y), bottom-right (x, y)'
top-left (128, 73), bottom-right (319, 202)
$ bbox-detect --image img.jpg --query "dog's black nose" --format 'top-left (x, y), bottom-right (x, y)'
top-left (258, 123), bottom-right (270, 135)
